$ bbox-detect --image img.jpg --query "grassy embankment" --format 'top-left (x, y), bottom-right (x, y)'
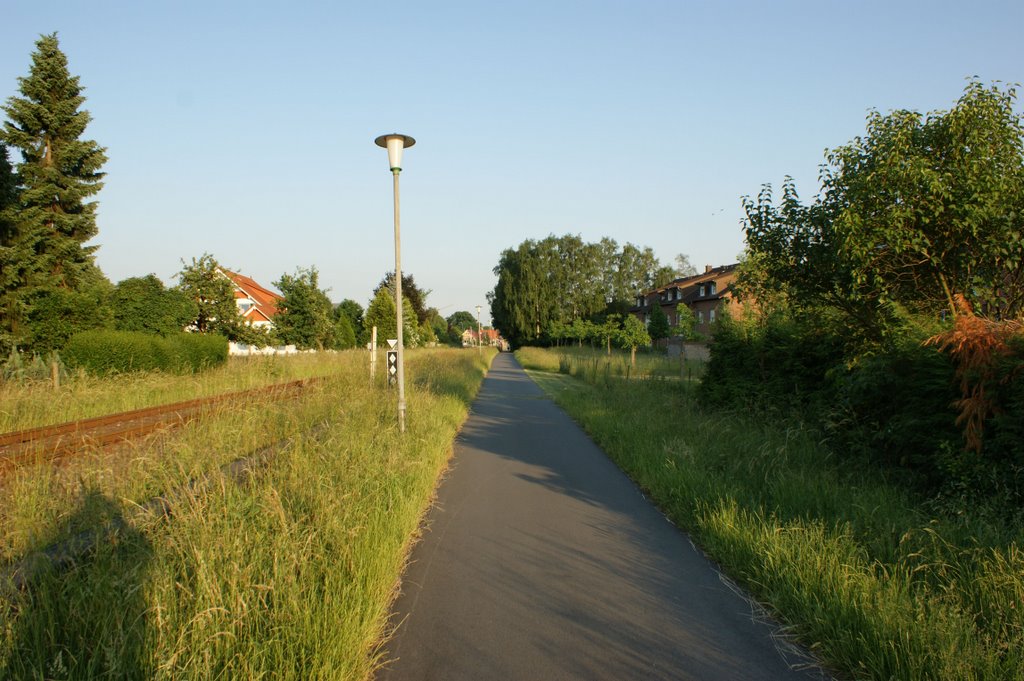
top-left (0, 347), bottom-right (496, 679)
top-left (517, 346), bottom-right (1023, 681)
top-left (0, 352), bottom-right (348, 433)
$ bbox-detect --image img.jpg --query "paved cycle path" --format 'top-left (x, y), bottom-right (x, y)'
top-left (377, 353), bottom-right (827, 681)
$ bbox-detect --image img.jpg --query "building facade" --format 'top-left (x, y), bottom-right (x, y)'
top-left (631, 264), bottom-right (744, 338)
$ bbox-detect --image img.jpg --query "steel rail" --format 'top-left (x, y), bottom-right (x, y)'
top-left (0, 377), bottom-right (325, 469)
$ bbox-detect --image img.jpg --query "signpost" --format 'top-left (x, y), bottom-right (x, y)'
top-left (387, 339), bottom-right (398, 387)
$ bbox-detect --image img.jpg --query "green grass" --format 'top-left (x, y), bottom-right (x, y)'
top-left (521, 348), bottom-right (1024, 681)
top-left (0, 352), bottom-right (350, 433)
top-left (516, 344), bottom-right (706, 383)
top-left (0, 347), bottom-right (496, 679)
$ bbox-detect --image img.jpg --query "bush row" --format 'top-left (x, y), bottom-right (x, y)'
top-left (700, 313), bottom-right (1024, 508)
top-left (62, 330), bottom-right (228, 374)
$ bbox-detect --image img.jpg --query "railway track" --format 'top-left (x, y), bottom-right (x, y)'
top-left (0, 377), bottom-right (325, 471)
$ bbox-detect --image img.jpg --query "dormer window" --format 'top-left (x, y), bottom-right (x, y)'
top-left (699, 285), bottom-right (706, 297)
top-left (709, 282), bottom-right (717, 295)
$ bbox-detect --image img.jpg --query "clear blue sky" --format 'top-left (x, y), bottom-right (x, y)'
top-left (3, 1), bottom-right (1022, 324)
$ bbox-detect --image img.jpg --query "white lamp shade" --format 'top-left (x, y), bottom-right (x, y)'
top-left (375, 133), bottom-right (416, 170)
top-left (386, 137), bottom-right (404, 169)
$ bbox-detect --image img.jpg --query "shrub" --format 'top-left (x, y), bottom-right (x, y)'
top-left (63, 331), bottom-right (227, 374)
top-left (699, 311), bottom-right (844, 414)
top-left (826, 340), bottom-right (960, 487)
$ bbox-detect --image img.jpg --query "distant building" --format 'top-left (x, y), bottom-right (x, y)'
top-left (631, 264), bottom-right (747, 338)
top-left (462, 327), bottom-right (505, 348)
top-left (216, 269), bottom-right (303, 356)
top-left (218, 268), bottom-right (283, 330)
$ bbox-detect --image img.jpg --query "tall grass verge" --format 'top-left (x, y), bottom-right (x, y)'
top-left (0, 347), bottom-right (496, 679)
top-left (0, 351), bottom-right (363, 433)
top-left (520, 348), bottom-right (1023, 680)
top-left (516, 345), bottom-right (705, 383)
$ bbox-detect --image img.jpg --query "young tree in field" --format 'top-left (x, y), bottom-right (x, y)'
top-left (109, 275), bottom-right (197, 335)
top-left (673, 303), bottom-right (698, 341)
top-left (647, 303), bottom-right (670, 342)
top-left (274, 266), bottom-right (336, 350)
top-left (596, 314), bottom-right (622, 356)
top-left (618, 315), bottom-right (652, 366)
top-left (570, 318), bottom-right (596, 348)
top-left (1, 34), bottom-right (107, 292)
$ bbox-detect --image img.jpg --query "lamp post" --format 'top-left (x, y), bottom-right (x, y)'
top-left (476, 305), bottom-right (482, 354)
top-left (375, 133), bottom-right (415, 433)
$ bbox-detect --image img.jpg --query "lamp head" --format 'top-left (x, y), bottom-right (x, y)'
top-left (374, 133), bottom-right (416, 171)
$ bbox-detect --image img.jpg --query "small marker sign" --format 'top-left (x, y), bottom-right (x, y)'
top-left (387, 350), bottom-right (398, 387)
top-left (387, 339), bottom-right (398, 349)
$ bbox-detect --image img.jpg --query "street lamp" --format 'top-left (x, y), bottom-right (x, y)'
top-left (476, 305), bottom-right (482, 354)
top-left (375, 133), bottom-right (416, 433)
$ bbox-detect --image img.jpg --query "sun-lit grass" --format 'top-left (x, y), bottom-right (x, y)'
top-left (516, 344), bottom-right (705, 383)
top-left (0, 352), bottom-right (350, 433)
top-left (522, 348), bottom-right (1024, 681)
top-left (0, 347), bottom-right (496, 679)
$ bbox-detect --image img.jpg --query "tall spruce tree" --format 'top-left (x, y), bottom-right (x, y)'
top-left (0, 144), bottom-right (22, 351)
top-left (1, 33), bottom-right (107, 293)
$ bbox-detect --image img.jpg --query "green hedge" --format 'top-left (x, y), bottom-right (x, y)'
top-left (701, 312), bottom-right (1024, 507)
top-left (62, 330), bottom-right (228, 374)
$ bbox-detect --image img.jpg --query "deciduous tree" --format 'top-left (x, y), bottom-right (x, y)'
top-left (375, 272), bottom-right (430, 324)
top-left (741, 80), bottom-right (1024, 346)
top-left (274, 266), bottom-right (336, 350)
top-left (110, 275), bottom-right (196, 335)
top-left (618, 315), bottom-right (651, 366)
top-left (175, 254), bottom-right (267, 345)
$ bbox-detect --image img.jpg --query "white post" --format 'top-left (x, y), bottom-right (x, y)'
top-left (371, 325), bottom-right (378, 381)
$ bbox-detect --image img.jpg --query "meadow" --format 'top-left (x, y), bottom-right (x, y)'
top-left (0, 347), bottom-right (496, 679)
top-left (518, 347), bottom-right (1024, 681)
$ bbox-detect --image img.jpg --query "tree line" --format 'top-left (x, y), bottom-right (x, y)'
top-left (0, 33), bottom-right (478, 360)
top-left (489, 233), bottom-right (696, 348)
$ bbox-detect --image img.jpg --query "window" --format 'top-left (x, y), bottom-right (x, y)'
top-left (675, 289), bottom-right (681, 301)
top-left (698, 310), bottom-right (704, 323)
top-left (709, 282), bottom-right (717, 295)
top-left (699, 285), bottom-right (705, 297)
top-left (710, 309), bottom-right (716, 323)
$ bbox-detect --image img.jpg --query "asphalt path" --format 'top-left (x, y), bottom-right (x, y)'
top-left (376, 353), bottom-right (828, 681)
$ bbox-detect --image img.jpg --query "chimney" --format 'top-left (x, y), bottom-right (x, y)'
top-left (705, 264), bottom-right (713, 273)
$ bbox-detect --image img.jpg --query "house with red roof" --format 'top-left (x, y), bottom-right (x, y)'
top-left (462, 327), bottom-right (505, 349)
top-left (218, 268), bottom-right (284, 331)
